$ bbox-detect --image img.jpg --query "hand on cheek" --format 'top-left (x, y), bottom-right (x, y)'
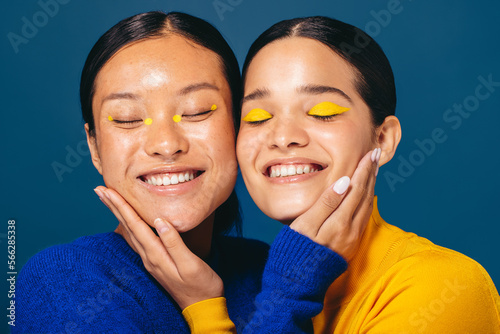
top-left (93, 186), bottom-right (224, 310)
top-left (289, 148), bottom-right (381, 262)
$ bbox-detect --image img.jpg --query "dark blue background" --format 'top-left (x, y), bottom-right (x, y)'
top-left (2, 1), bottom-right (499, 331)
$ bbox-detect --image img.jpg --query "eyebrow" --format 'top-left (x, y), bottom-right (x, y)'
top-left (242, 88), bottom-right (270, 104)
top-left (101, 92), bottom-right (140, 105)
top-left (297, 84), bottom-right (352, 102)
top-left (179, 82), bottom-right (219, 95)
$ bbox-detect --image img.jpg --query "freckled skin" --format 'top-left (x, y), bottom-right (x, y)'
top-left (237, 37), bottom-right (377, 223)
top-left (87, 35), bottom-right (237, 233)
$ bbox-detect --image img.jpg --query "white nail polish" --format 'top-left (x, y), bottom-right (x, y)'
top-left (371, 149), bottom-right (378, 162)
top-left (333, 176), bottom-right (350, 195)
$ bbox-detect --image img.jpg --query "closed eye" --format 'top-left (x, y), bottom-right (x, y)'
top-left (243, 108), bottom-right (273, 124)
top-left (307, 101), bottom-right (350, 120)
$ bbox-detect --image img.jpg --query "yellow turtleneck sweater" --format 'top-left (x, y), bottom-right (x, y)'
top-left (183, 197), bottom-right (500, 333)
top-left (313, 197), bottom-right (500, 333)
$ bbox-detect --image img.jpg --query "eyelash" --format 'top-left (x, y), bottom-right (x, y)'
top-left (183, 109), bottom-right (213, 118)
top-left (113, 120), bottom-right (141, 124)
top-left (310, 114), bottom-right (339, 121)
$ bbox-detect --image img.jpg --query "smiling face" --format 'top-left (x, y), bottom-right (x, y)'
top-left (237, 37), bottom-right (377, 224)
top-left (87, 35), bottom-right (237, 232)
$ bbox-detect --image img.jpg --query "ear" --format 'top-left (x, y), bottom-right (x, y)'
top-left (85, 123), bottom-right (103, 175)
top-left (375, 116), bottom-right (402, 167)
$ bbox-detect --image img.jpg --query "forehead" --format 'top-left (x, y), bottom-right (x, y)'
top-left (245, 37), bottom-right (357, 90)
top-left (94, 34), bottom-right (227, 94)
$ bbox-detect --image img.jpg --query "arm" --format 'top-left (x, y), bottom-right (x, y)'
top-left (356, 252), bottom-right (500, 334)
top-left (14, 247), bottom-right (150, 333)
top-left (96, 148), bottom-right (380, 333)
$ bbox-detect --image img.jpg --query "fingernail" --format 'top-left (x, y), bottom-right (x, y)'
top-left (333, 176), bottom-right (350, 195)
top-left (94, 188), bottom-right (103, 199)
top-left (154, 218), bottom-right (169, 234)
top-left (371, 149), bottom-right (378, 162)
top-left (375, 149), bottom-right (381, 176)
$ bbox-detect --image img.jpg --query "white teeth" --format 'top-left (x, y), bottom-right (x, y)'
top-left (281, 166), bottom-right (288, 177)
top-left (144, 171), bottom-right (198, 186)
top-left (163, 176), bottom-right (170, 186)
top-left (268, 164), bottom-right (321, 178)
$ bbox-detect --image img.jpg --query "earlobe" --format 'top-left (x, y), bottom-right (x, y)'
top-left (85, 123), bottom-right (103, 175)
top-left (376, 116), bottom-right (402, 167)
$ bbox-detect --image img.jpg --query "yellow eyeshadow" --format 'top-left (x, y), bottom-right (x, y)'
top-left (172, 115), bottom-right (181, 123)
top-left (211, 104), bottom-right (217, 111)
top-left (243, 108), bottom-right (273, 122)
top-left (107, 116), bottom-right (113, 121)
top-left (144, 118), bottom-right (153, 125)
top-left (307, 101), bottom-right (350, 117)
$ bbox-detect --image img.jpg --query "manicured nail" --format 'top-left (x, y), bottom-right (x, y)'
top-left (375, 149), bottom-right (382, 176)
top-left (333, 176), bottom-right (350, 195)
top-left (154, 218), bottom-right (169, 234)
top-left (371, 149), bottom-right (378, 162)
top-left (94, 188), bottom-right (104, 199)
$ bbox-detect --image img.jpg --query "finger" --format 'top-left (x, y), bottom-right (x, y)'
top-left (290, 175), bottom-right (350, 238)
top-left (330, 148), bottom-right (377, 223)
top-left (351, 148), bottom-right (381, 231)
top-left (94, 187), bottom-right (150, 258)
top-left (103, 188), bottom-right (168, 254)
top-left (154, 218), bottom-right (202, 275)
top-left (316, 148), bottom-right (377, 239)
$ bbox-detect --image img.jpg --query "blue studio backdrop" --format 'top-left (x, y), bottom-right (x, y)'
top-left (2, 1), bottom-right (499, 332)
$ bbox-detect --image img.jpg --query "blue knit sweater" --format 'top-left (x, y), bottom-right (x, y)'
top-left (14, 232), bottom-right (269, 333)
top-left (15, 227), bottom-right (347, 333)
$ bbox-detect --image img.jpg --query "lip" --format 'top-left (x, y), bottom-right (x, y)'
top-left (137, 165), bottom-right (206, 195)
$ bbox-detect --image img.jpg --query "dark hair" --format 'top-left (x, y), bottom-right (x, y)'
top-left (242, 16), bottom-right (396, 126)
top-left (80, 11), bottom-right (241, 235)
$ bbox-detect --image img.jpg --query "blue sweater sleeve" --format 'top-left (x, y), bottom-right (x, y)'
top-left (13, 245), bottom-right (154, 333)
top-left (237, 226), bottom-right (348, 333)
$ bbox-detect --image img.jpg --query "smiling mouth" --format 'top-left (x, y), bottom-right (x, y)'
top-left (266, 164), bottom-right (324, 178)
top-left (140, 170), bottom-right (204, 186)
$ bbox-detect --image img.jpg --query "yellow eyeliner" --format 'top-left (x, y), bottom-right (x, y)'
top-left (243, 108), bottom-right (272, 123)
top-left (308, 101), bottom-right (350, 117)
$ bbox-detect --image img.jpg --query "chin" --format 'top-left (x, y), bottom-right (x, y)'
top-left (261, 201), bottom-right (310, 225)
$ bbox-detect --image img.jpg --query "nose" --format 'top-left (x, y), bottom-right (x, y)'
top-left (268, 116), bottom-right (309, 150)
top-left (144, 116), bottom-right (189, 158)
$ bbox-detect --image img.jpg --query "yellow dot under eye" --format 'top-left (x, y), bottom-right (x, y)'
top-left (144, 118), bottom-right (153, 125)
top-left (173, 115), bottom-right (182, 123)
top-left (211, 104), bottom-right (217, 111)
top-left (107, 116), bottom-right (113, 121)
top-left (243, 108), bottom-right (273, 123)
top-left (308, 101), bottom-right (350, 116)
